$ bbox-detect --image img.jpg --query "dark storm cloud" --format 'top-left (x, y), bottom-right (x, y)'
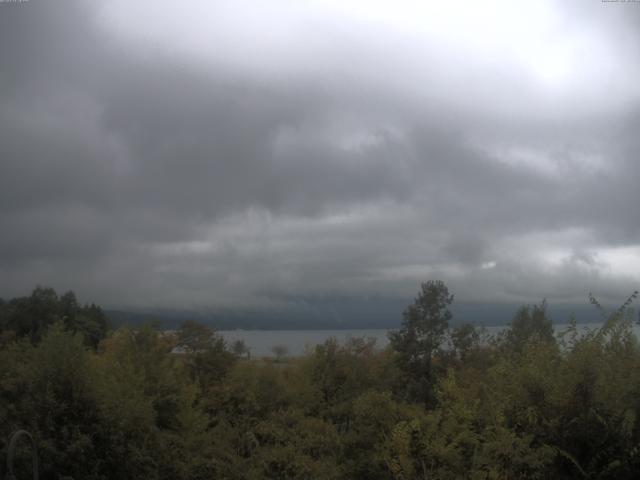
top-left (1, 0), bottom-right (639, 309)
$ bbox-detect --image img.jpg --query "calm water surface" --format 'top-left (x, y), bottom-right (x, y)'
top-left (219, 322), bottom-right (640, 357)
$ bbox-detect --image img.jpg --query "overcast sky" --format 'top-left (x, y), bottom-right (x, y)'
top-left (1, 0), bottom-right (640, 312)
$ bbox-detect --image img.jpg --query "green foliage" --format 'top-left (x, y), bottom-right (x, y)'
top-left (304, 336), bottom-right (389, 408)
top-left (175, 320), bottom-right (217, 353)
top-left (502, 300), bottom-right (556, 352)
top-left (389, 280), bottom-right (454, 407)
top-left (0, 287), bottom-right (109, 347)
top-left (2, 285), bottom-right (640, 479)
top-left (172, 320), bottom-right (237, 394)
top-left (450, 322), bottom-right (481, 361)
top-left (386, 371), bottom-right (554, 479)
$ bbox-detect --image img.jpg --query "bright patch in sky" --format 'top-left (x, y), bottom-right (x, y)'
top-left (599, 247), bottom-right (640, 280)
top-left (99, 0), bottom-right (612, 96)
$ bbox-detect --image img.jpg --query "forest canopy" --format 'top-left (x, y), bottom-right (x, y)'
top-left (0, 284), bottom-right (639, 479)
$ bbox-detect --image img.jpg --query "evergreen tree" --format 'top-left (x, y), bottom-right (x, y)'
top-left (389, 280), bottom-right (453, 407)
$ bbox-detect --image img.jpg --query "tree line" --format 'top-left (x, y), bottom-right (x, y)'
top-left (0, 282), bottom-right (639, 479)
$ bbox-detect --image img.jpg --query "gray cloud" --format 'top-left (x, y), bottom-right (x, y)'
top-left (1, 0), bottom-right (639, 313)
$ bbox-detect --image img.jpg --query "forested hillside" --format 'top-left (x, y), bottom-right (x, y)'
top-left (1, 284), bottom-right (640, 479)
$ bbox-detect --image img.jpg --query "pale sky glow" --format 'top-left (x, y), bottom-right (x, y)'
top-left (1, 1), bottom-right (640, 316)
top-left (99, 0), bottom-right (621, 103)
top-left (599, 247), bottom-right (640, 279)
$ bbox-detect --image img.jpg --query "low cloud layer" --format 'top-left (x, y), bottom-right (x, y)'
top-left (1, 1), bottom-right (639, 312)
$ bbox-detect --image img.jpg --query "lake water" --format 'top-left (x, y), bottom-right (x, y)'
top-left (219, 322), bottom-right (640, 357)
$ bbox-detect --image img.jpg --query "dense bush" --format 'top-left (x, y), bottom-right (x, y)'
top-left (1, 286), bottom-right (640, 479)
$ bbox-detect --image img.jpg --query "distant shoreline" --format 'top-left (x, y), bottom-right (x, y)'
top-left (215, 322), bottom-right (631, 357)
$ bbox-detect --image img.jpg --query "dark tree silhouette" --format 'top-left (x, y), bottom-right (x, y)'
top-left (389, 280), bottom-right (453, 407)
